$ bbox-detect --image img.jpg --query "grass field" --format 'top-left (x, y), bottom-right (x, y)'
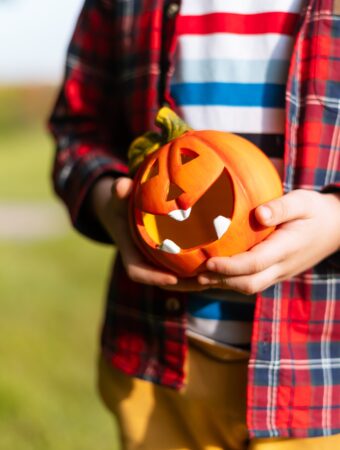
top-left (0, 88), bottom-right (120, 449)
top-left (0, 86), bottom-right (57, 200)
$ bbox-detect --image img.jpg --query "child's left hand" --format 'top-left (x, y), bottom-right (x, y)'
top-left (197, 189), bottom-right (340, 294)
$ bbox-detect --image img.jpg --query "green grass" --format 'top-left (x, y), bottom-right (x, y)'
top-left (0, 235), bottom-right (120, 450)
top-left (0, 123), bottom-right (54, 200)
top-left (0, 88), bottom-right (120, 449)
top-left (0, 86), bottom-right (58, 200)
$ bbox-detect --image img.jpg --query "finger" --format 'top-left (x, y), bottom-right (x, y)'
top-left (120, 239), bottom-right (178, 286)
top-left (114, 221), bottom-right (178, 286)
top-left (112, 177), bottom-right (134, 200)
top-left (198, 264), bottom-right (281, 295)
top-left (204, 228), bottom-right (291, 276)
top-left (125, 259), bottom-right (178, 286)
top-left (255, 189), bottom-right (314, 227)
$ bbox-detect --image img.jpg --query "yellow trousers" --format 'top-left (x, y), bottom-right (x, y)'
top-left (97, 339), bottom-right (340, 450)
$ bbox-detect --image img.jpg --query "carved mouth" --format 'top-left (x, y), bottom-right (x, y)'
top-left (141, 170), bottom-right (234, 252)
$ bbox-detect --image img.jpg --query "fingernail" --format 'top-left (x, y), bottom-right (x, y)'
top-left (206, 261), bottom-right (216, 271)
top-left (259, 206), bottom-right (272, 223)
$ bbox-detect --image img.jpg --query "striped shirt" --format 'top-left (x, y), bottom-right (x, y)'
top-left (171, 0), bottom-right (303, 347)
top-left (187, 291), bottom-right (256, 350)
top-left (171, 0), bottom-right (304, 157)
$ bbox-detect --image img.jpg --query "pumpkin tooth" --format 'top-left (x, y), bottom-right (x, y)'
top-left (159, 239), bottom-right (181, 254)
top-left (168, 208), bottom-right (192, 221)
top-left (213, 216), bottom-right (231, 239)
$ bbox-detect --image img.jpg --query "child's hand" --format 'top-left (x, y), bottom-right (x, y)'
top-left (91, 176), bottom-right (207, 291)
top-left (198, 190), bottom-right (340, 294)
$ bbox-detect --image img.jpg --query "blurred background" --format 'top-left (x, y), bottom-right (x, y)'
top-left (0, 1), bottom-right (119, 448)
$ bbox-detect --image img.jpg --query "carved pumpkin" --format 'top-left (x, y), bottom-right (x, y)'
top-left (129, 108), bottom-right (282, 277)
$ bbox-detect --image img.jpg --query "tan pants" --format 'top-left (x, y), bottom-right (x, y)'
top-left (97, 340), bottom-right (340, 450)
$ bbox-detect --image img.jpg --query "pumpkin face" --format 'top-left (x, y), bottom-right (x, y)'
top-left (130, 130), bottom-right (282, 277)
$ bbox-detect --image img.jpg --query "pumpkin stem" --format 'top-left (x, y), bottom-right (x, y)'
top-left (156, 106), bottom-right (192, 142)
top-left (128, 107), bottom-right (192, 174)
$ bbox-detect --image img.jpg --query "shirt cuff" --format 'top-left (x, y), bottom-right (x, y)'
top-left (53, 145), bottom-right (129, 243)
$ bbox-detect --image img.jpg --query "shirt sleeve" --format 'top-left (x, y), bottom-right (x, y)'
top-left (48, 0), bottom-right (129, 243)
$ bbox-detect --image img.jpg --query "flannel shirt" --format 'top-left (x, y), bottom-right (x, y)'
top-left (49, 0), bottom-right (340, 438)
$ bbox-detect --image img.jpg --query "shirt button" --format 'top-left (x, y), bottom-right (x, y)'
top-left (167, 2), bottom-right (179, 19)
top-left (166, 297), bottom-right (181, 312)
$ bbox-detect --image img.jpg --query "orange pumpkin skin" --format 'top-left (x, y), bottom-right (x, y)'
top-left (129, 130), bottom-right (283, 277)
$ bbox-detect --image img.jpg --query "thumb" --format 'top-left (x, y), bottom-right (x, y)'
top-left (112, 177), bottom-right (134, 201)
top-left (255, 190), bottom-right (311, 226)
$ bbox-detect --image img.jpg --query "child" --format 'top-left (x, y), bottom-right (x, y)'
top-left (49, 0), bottom-right (340, 448)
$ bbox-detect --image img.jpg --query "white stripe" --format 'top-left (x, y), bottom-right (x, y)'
top-left (267, 283), bottom-right (281, 437)
top-left (311, 11), bottom-right (340, 22)
top-left (180, 0), bottom-right (305, 15)
top-left (325, 104), bottom-right (340, 185)
top-left (172, 59), bottom-right (290, 84)
top-left (286, 92), bottom-right (340, 109)
top-left (250, 358), bottom-right (340, 369)
top-left (178, 34), bottom-right (294, 60)
top-left (284, 0), bottom-right (305, 192)
top-left (188, 317), bottom-right (253, 344)
top-left (321, 278), bottom-right (336, 435)
top-left (178, 106), bottom-right (285, 133)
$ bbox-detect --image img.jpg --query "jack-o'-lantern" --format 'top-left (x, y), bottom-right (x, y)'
top-left (128, 108), bottom-right (283, 277)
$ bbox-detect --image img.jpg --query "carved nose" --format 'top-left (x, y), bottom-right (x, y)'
top-left (167, 182), bottom-right (184, 201)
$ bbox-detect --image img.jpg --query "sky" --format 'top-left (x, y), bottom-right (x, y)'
top-left (0, 0), bottom-right (84, 84)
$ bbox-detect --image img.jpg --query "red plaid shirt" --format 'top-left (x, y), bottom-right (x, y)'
top-left (49, 0), bottom-right (340, 438)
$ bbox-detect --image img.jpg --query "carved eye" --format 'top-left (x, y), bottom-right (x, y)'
top-left (142, 159), bottom-right (159, 183)
top-left (180, 148), bottom-right (199, 165)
